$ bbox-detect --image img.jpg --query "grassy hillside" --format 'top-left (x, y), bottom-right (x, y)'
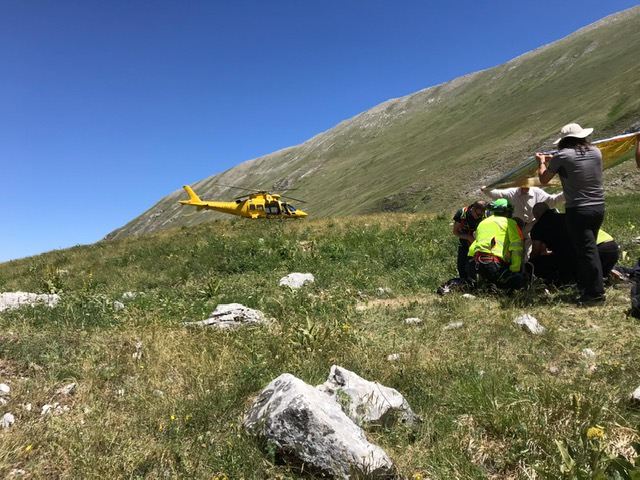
top-left (1, 195), bottom-right (640, 478)
top-left (107, 6), bottom-right (640, 240)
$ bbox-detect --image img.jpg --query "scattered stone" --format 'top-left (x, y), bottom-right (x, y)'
top-left (514, 314), bottom-right (545, 335)
top-left (581, 348), bottom-right (596, 359)
top-left (41, 403), bottom-right (70, 415)
top-left (116, 389), bottom-right (125, 397)
top-left (1, 412), bottom-right (15, 429)
top-left (355, 306), bottom-right (367, 313)
top-left (113, 301), bottom-right (125, 311)
top-left (0, 292), bottom-right (60, 312)
top-left (152, 389), bottom-right (165, 397)
top-left (23, 403), bottom-right (32, 412)
top-left (55, 382), bottom-right (77, 396)
top-left (548, 366), bottom-right (560, 375)
top-left (462, 293), bottom-right (476, 299)
top-left (182, 303), bottom-right (268, 329)
top-left (278, 273), bottom-right (315, 289)
top-left (404, 317), bottom-right (422, 325)
top-left (318, 365), bottom-right (420, 427)
top-left (122, 292), bottom-right (138, 299)
top-left (443, 321), bottom-right (464, 330)
top-left (132, 341), bottom-right (143, 359)
top-left (244, 373), bottom-right (395, 479)
top-left (0, 383), bottom-right (10, 396)
top-left (386, 353), bottom-right (403, 361)
top-left (631, 386), bottom-right (640, 403)
top-left (377, 287), bottom-right (392, 295)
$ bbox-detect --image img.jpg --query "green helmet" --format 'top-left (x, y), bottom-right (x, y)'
top-left (489, 198), bottom-right (514, 217)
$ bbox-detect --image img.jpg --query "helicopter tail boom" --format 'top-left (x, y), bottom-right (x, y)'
top-left (179, 185), bottom-right (206, 206)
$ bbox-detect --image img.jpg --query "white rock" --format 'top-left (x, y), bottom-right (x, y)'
top-left (55, 382), bottom-right (77, 395)
top-left (122, 292), bottom-right (138, 299)
top-left (581, 348), bottom-right (596, 359)
top-left (245, 373), bottom-right (395, 479)
top-left (632, 386), bottom-right (640, 403)
top-left (0, 383), bottom-right (10, 396)
top-left (0, 292), bottom-right (60, 312)
top-left (514, 314), bottom-right (545, 335)
top-left (318, 365), bottom-right (420, 426)
top-left (386, 353), bottom-right (403, 361)
top-left (462, 293), bottom-right (476, 299)
top-left (278, 273), bottom-right (315, 289)
top-left (113, 301), bottom-right (125, 311)
top-left (1, 412), bottom-right (15, 429)
top-left (355, 306), bottom-right (367, 313)
top-left (443, 321), bottom-right (464, 330)
top-left (404, 317), bottom-right (422, 325)
top-left (182, 303), bottom-right (267, 329)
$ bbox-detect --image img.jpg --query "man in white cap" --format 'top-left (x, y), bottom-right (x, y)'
top-left (537, 123), bottom-right (605, 306)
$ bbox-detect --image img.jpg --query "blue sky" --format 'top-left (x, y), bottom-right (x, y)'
top-left (1, 1), bottom-right (638, 263)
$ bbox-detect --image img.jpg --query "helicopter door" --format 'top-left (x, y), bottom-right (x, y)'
top-left (265, 202), bottom-right (280, 215)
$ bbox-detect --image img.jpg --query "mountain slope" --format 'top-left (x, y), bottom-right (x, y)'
top-left (107, 6), bottom-right (640, 240)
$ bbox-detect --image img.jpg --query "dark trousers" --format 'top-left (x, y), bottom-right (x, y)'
top-left (565, 205), bottom-right (605, 297)
top-left (476, 260), bottom-right (526, 291)
top-left (457, 244), bottom-right (472, 281)
top-left (598, 240), bottom-right (619, 278)
top-left (529, 252), bottom-right (577, 286)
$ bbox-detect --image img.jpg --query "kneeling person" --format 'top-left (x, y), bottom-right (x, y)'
top-left (469, 198), bottom-right (526, 290)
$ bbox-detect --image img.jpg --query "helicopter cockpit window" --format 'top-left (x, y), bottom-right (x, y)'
top-left (249, 204), bottom-right (256, 211)
top-left (287, 205), bottom-right (297, 213)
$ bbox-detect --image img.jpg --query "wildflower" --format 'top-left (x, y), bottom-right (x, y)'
top-left (185, 414), bottom-right (191, 421)
top-left (587, 425), bottom-right (605, 440)
top-left (25, 445), bottom-right (32, 452)
top-left (342, 324), bottom-right (351, 330)
top-left (139, 365), bottom-right (145, 369)
top-left (412, 474), bottom-right (423, 480)
top-left (170, 415), bottom-right (176, 421)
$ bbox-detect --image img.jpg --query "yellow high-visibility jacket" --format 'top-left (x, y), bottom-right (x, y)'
top-left (468, 216), bottom-right (524, 272)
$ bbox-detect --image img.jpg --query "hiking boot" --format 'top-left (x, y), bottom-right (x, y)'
top-left (576, 294), bottom-right (606, 306)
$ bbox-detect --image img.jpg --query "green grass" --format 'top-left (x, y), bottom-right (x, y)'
top-left (1, 198), bottom-right (640, 478)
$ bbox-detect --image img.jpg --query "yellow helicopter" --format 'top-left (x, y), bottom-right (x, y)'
top-left (179, 185), bottom-right (308, 219)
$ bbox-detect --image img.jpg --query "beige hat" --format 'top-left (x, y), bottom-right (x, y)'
top-left (553, 123), bottom-right (594, 144)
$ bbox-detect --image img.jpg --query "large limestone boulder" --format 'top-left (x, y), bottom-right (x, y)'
top-left (318, 365), bottom-right (420, 426)
top-left (244, 373), bottom-right (395, 479)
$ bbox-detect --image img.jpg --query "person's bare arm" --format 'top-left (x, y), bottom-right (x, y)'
top-left (452, 221), bottom-right (474, 243)
top-left (536, 153), bottom-right (555, 185)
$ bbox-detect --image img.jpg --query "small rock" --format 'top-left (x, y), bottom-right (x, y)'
top-left (113, 301), bottom-right (125, 311)
top-left (404, 317), bottom-right (422, 325)
top-left (355, 306), bottom-right (367, 313)
top-left (443, 321), bottom-right (464, 330)
top-left (387, 353), bottom-right (403, 361)
top-left (1, 412), bottom-right (15, 429)
top-left (461, 293), bottom-right (476, 299)
top-left (377, 287), bottom-right (392, 295)
top-left (279, 273), bottom-right (315, 289)
top-left (0, 383), bottom-right (10, 396)
top-left (55, 382), bottom-right (77, 395)
top-left (631, 386), bottom-right (640, 403)
top-left (514, 314), bottom-right (545, 335)
top-left (548, 366), bottom-right (560, 375)
top-left (581, 348), bottom-right (596, 359)
top-left (152, 389), bottom-right (165, 397)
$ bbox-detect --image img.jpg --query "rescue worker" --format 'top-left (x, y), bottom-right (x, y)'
top-left (452, 200), bottom-right (487, 283)
top-left (468, 198), bottom-right (526, 290)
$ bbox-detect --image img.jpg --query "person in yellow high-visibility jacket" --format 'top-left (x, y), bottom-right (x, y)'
top-left (468, 198), bottom-right (526, 290)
